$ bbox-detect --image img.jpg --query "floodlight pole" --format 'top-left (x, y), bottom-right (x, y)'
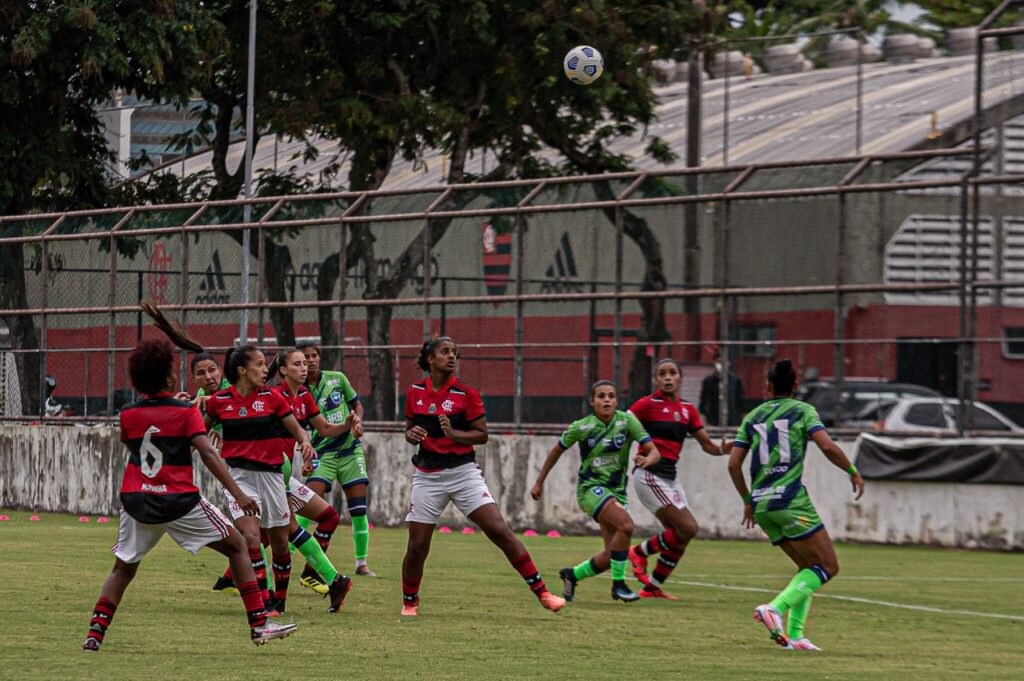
top-left (239, 0), bottom-right (257, 346)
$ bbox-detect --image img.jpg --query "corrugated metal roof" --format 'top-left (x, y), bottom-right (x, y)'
top-left (151, 52), bottom-right (1024, 192)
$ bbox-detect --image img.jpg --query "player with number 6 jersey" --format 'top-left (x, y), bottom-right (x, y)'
top-left (727, 359), bottom-right (865, 651)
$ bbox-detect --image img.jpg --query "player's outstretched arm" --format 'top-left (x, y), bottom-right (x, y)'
top-left (309, 411), bottom-right (358, 439)
top-left (530, 444), bottom-right (566, 500)
top-left (693, 428), bottom-right (729, 456)
top-left (810, 429), bottom-right (865, 500)
top-left (192, 434), bottom-right (259, 516)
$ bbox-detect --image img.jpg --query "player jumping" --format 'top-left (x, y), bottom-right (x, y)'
top-left (83, 339), bottom-right (295, 650)
top-left (531, 380), bottom-right (661, 603)
top-left (726, 359), bottom-right (865, 651)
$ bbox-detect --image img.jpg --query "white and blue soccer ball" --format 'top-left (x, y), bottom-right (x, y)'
top-left (563, 45), bottom-right (604, 85)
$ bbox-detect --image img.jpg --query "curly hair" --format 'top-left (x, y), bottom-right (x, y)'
top-left (128, 339), bottom-right (175, 395)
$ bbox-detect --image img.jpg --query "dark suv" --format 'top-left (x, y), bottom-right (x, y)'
top-left (795, 380), bottom-right (942, 427)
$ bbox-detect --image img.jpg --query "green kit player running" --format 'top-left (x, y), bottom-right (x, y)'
top-left (727, 359), bottom-right (865, 651)
top-left (532, 380), bottom-right (661, 603)
top-left (298, 342), bottom-right (375, 581)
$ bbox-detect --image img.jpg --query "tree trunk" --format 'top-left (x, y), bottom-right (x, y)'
top-left (0, 244), bottom-right (41, 415)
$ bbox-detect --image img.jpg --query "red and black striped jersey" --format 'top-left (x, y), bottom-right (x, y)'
top-left (119, 393), bottom-right (206, 524)
top-left (628, 391), bottom-right (703, 479)
top-left (275, 384), bottom-right (320, 430)
top-left (404, 376), bottom-right (485, 470)
top-left (205, 385), bottom-right (293, 472)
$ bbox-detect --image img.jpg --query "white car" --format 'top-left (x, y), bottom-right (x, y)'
top-left (866, 397), bottom-right (1024, 434)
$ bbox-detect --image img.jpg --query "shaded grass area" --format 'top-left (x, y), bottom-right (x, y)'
top-left (1, 509), bottom-right (1021, 680)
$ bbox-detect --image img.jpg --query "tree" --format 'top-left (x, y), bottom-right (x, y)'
top-left (914, 2), bottom-right (1017, 32)
top-left (0, 1), bottom-right (216, 413)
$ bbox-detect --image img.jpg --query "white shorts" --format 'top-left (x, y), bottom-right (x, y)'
top-left (112, 498), bottom-right (232, 564)
top-left (287, 477), bottom-right (317, 513)
top-left (633, 469), bottom-right (689, 515)
top-left (405, 463), bottom-right (496, 525)
top-left (224, 467), bottom-right (291, 528)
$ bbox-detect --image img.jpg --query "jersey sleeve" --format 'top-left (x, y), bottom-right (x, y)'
top-left (404, 385), bottom-right (416, 420)
top-left (733, 413), bottom-right (754, 449)
top-left (302, 390), bottom-right (321, 419)
top-left (464, 386), bottom-right (485, 422)
top-left (204, 396), bottom-right (222, 423)
top-left (272, 391), bottom-right (293, 419)
top-left (186, 406), bottom-right (207, 440)
top-left (339, 373), bottom-right (359, 405)
top-left (627, 396), bottom-right (648, 421)
top-left (803, 404), bottom-right (825, 436)
top-left (686, 404), bottom-right (704, 433)
top-left (557, 420), bottom-right (582, 450)
top-left (626, 411), bottom-right (653, 445)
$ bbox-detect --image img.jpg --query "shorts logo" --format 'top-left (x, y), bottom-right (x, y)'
top-left (482, 491), bottom-right (490, 498)
top-left (296, 485), bottom-right (310, 495)
top-left (428, 403), bottom-right (437, 414)
top-left (311, 459), bottom-right (320, 470)
top-left (252, 400), bottom-right (265, 413)
top-left (238, 407), bottom-right (248, 417)
top-left (442, 399), bottom-right (454, 412)
top-left (591, 487), bottom-right (605, 497)
top-left (673, 493), bottom-right (682, 503)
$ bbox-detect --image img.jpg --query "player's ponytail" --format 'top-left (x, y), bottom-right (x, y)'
top-left (139, 300), bottom-right (204, 353)
top-left (768, 358), bottom-right (797, 395)
top-left (224, 344), bottom-right (258, 385)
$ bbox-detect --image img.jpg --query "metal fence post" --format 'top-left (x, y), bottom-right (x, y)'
top-left (514, 212), bottom-right (525, 426)
top-left (338, 216), bottom-right (347, 364)
top-left (856, 31), bottom-right (864, 155)
top-left (614, 205), bottom-right (624, 390)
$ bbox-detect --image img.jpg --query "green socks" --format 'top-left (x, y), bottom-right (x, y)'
top-left (609, 550), bottom-right (628, 582)
top-left (289, 526), bottom-right (338, 583)
top-left (572, 558), bottom-right (600, 581)
top-left (787, 594), bottom-right (812, 640)
top-left (352, 515), bottom-right (369, 561)
top-left (770, 566), bottom-right (829, 614)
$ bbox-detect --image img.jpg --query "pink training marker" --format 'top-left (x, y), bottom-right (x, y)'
top-left (97, 517), bottom-right (109, 524)
top-left (523, 529), bottom-right (539, 537)
top-left (79, 516), bottom-right (90, 523)
top-left (438, 526), bottom-right (452, 534)
top-left (461, 527), bottom-right (475, 535)
top-left (368, 522), bottom-right (375, 530)
top-left (546, 530), bottom-right (562, 538)
top-left (29, 515), bottom-right (40, 522)
top-left (0, 515), bottom-right (9, 521)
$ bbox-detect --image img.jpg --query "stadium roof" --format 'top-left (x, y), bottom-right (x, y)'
top-left (155, 51), bottom-right (1024, 192)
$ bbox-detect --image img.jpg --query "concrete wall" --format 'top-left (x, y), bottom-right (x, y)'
top-left (1, 426), bottom-right (1021, 550)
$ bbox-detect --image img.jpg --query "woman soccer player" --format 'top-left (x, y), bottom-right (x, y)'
top-left (531, 380), bottom-right (661, 603)
top-left (83, 339), bottom-right (295, 650)
top-left (727, 359), bottom-right (865, 651)
top-left (401, 336), bottom-right (565, 616)
top-left (626, 359), bottom-right (729, 599)
top-left (203, 345), bottom-right (352, 616)
top-left (298, 342), bottom-right (376, 579)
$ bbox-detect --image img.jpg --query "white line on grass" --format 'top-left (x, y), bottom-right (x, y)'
top-left (674, 574), bottom-right (1024, 583)
top-left (661, 578), bottom-right (1024, 622)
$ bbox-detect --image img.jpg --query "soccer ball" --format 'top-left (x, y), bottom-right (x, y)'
top-left (564, 45), bottom-right (604, 85)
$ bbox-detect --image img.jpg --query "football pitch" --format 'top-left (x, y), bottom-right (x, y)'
top-left (2, 510), bottom-right (1022, 680)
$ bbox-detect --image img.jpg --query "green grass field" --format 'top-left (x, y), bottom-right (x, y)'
top-left (2, 509), bottom-right (1022, 680)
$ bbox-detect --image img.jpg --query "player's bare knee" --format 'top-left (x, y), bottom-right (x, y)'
top-left (240, 530), bottom-right (261, 548)
top-left (112, 559), bottom-right (138, 582)
top-left (618, 516), bottom-right (634, 538)
top-left (679, 518), bottom-right (699, 542)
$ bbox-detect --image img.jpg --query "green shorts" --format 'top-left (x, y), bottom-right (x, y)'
top-left (754, 489), bottom-right (824, 546)
top-left (577, 484), bottom-right (629, 522)
top-left (307, 447), bottom-right (369, 492)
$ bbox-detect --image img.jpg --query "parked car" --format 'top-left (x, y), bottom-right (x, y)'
top-left (862, 397), bottom-right (1024, 434)
top-left (795, 380), bottom-right (941, 427)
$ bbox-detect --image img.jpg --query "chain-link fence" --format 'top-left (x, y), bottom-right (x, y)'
top-left (2, 146), bottom-right (1023, 435)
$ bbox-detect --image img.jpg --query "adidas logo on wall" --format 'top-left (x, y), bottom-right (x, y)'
top-left (196, 250), bottom-right (231, 304)
top-left (541, 232), bottom-right (583, 293)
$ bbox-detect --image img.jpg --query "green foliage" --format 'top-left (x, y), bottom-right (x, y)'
top-left (916, 1), bottom-right (1020, 31)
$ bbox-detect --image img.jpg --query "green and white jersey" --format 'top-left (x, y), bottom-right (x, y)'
top-left (734, 398), bottom-right (825, 513)
top-left (197, 378), bottom-right (230, 433)
top-left (308, 370), bottom-right (360, 457)
top-left (557, 410), bottom-right (652, 495)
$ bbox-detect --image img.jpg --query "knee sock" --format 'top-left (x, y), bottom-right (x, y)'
top-left (290, 526), bottom-right (338, 583)
top-left (402, 575), bottom-right (422, 607)
top-left (787, 594), bottom-right (812, 640)
top-left (610, 550), bottom-right (629, 583)
top-left (510, 551), bottom-right (547, 598)
top-left (271, 552), bottom-right (291, 605)
top-left (648, 547), bottom-right (684, 588)
top-left (572, 557), bottom-right (603, 582)
top-left (85, 597), bottom-right (117, 647)
top-left (302, 506), bottom-right (340, 574)
top-left (770, 564), bottom-right (830, 614)
top-left (238, 580), bottom-right (268, 629)
top-left (249, 546), bottom-right (271, 604)
top-left (348, 497), bottom-right (369, 564)
top-left (634, 527), bottom-right (682, 558)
